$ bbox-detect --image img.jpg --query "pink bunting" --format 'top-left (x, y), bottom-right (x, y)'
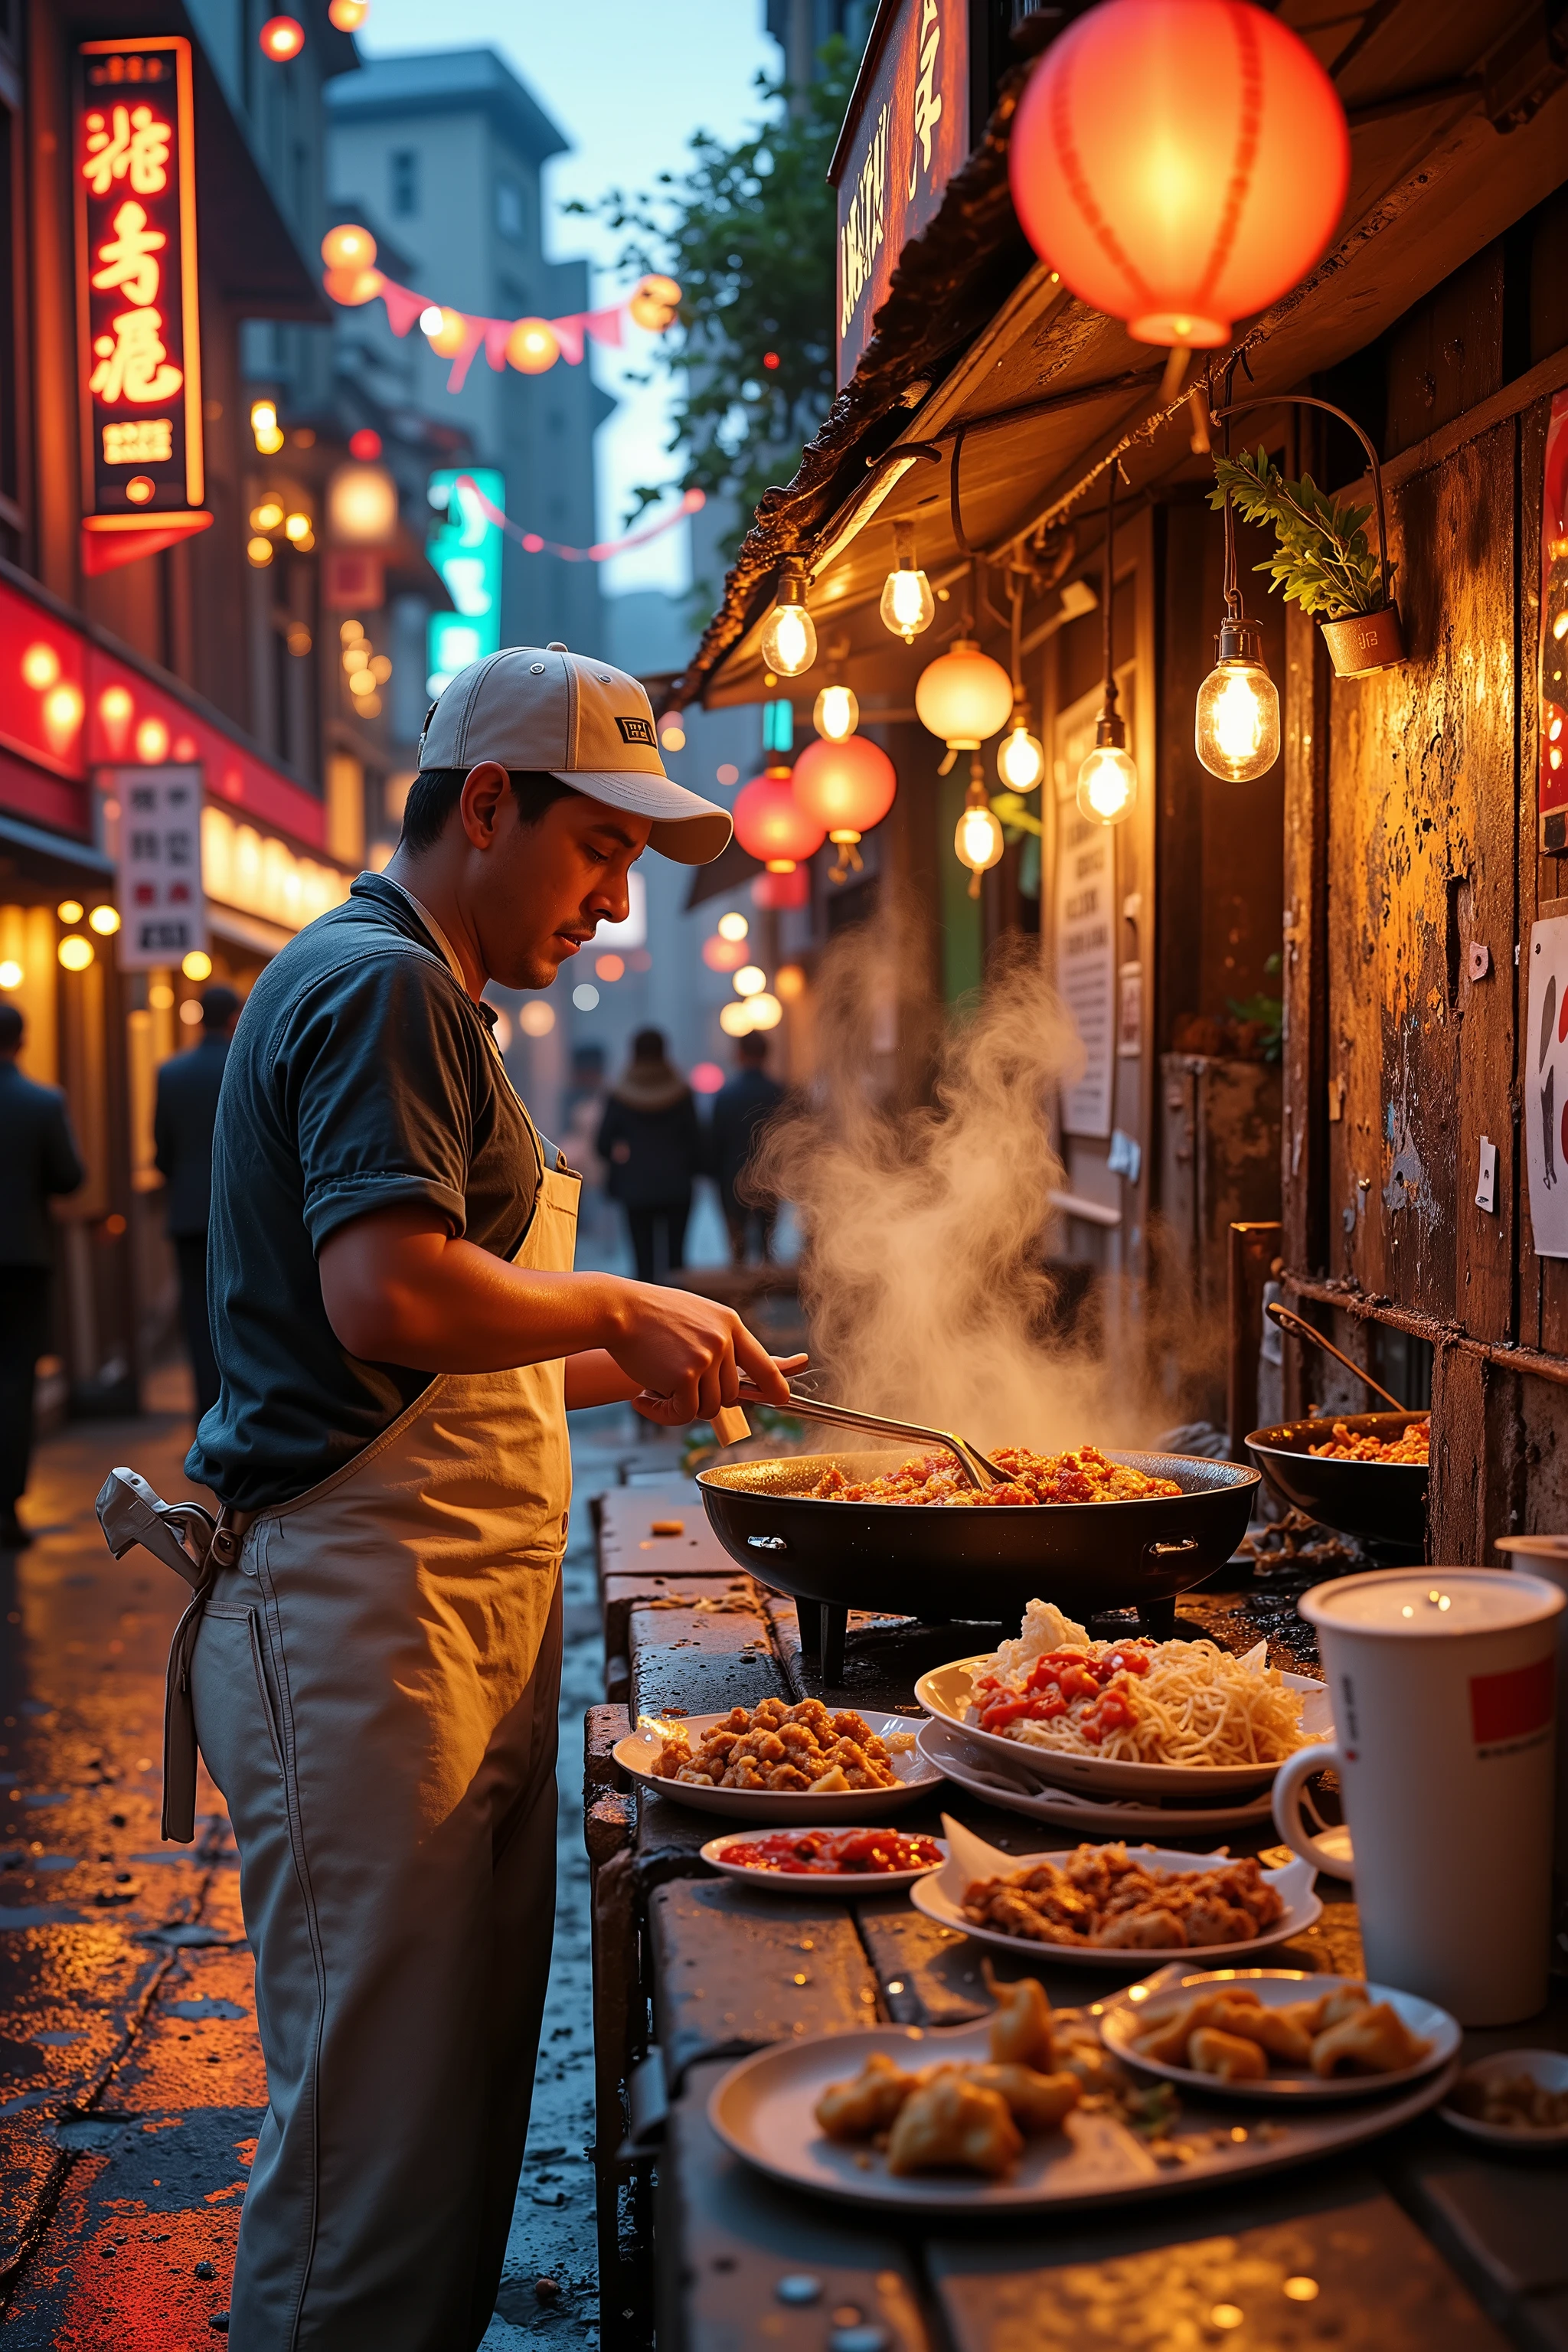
top-left (551, 315), bottom-right (586, 367)
top-left (379, 281), bottom-right (428, 338)
top-left (584, 305), bottom-right (624, 350)
top-left (444, 316), bottom-right (488, 394)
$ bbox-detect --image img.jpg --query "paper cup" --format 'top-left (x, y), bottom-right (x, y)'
top-left (1273, 1567), bottom-right (1563, 2025)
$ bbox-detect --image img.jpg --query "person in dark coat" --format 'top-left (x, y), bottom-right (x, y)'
top-left (709, 1034), bottom-right (786, 1264)
top-left (596, 1028), bottom-right (702, 1282)
top-left (0, 1001), bottom-right (83, 1547)
top-left (154, 983), bottom-right (242, 1421)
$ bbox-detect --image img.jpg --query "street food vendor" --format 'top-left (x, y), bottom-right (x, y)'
top-left (182, 645), bottom-right (799, 2349)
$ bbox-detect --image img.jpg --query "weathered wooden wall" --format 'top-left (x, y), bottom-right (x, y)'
top-left (1282, 375), bottom-right (1568, 1558)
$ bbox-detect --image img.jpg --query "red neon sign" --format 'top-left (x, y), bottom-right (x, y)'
top-left (75, 38), bottom-right (210, 573)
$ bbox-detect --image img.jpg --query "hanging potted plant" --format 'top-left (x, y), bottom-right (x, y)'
top-left (1206, 394), bottom-right (1404, 678)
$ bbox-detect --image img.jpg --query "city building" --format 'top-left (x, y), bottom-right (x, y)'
top-left (325, 50), bottom-right (609, 672)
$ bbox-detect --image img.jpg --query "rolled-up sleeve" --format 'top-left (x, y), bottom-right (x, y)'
top-left (282, 950), bottom-right (482, 1253)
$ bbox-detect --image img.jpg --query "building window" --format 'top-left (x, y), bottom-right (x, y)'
top-left (390, 149), bottom-right (418, 218)
top-left (496, 180), bottom-right (524, 241)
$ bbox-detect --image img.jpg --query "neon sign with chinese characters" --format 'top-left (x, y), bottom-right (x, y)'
top-left (75, 38), bottom-right (209, 571)
top-left (828, 0), bottom-right (970, 385)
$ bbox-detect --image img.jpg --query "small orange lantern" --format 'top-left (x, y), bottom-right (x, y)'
top-left (259, 15), bottom-right (305, 59)
top-left (629, 274), bottom-right (681, 332)
top-left (506, 318), bottom-right (560, 374)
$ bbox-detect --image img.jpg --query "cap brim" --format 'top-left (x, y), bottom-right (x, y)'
top-left (551, 769), bottom-right (733, 865)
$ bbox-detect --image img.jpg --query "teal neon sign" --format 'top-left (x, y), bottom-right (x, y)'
top-left (426, 467), bottom-right (504, 693)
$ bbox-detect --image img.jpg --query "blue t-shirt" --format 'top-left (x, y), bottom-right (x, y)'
top-left (188, 874), bottom-right (540, 1510)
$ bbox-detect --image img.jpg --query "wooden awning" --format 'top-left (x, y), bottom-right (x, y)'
top-left (678, 0), bottom-right (1568, 714)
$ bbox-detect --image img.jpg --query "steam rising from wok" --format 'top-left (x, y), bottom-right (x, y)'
top-left (752, 904), bottom-right (1210, 1453)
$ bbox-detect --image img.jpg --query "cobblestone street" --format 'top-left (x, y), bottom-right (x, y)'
top-left (0, 1366), bottom-right (670, 2347)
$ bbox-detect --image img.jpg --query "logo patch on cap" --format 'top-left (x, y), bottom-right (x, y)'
top-left (614, 714), bottom-right (657, 746)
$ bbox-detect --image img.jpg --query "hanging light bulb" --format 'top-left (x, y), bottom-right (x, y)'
top-left (1195, 408), bottom-right (1281, 781)
top-left (1076, 453), bottom-right (1138, 827)
top-left (813, 681), bottom-right (858, 741)
top-left (998, 716), bottom-right (1045, 792)
top-left (1196, 624), bottom-right (1281, 781)
top-left (880, 520), bottom-right (936, 643)
top-left (1076, 730), bottom-right (1138, 825)
top-left (760, 557), bottom-right (817, 678)
top-left (954, 754), bottom-right (1004, 899)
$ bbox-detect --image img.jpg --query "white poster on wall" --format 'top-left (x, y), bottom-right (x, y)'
top-left (109, 763), bottom-right (207, 972)
top-left (1526, 915), bottom-right (1568, 1256)
top-left (1053, 679), bottom-right (1129, 1139)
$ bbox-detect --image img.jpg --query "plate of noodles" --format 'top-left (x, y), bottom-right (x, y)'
top-left (913, 1602), bottom-right (1331, 1798)
top-left (909, 1816), bottom-right (1320, 1966)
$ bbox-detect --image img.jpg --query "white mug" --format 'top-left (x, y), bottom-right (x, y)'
top-left (1273, 1567), bottom-right (1563, 2026)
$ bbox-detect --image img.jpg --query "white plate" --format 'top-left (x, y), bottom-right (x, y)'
top-left (1441, 2049), bottom-right (1568, 2148)
top-left (916, 1718), bottom-right (1279, 1833)
top-left (909, 1815), bottom-right (1321, 1967)
top-left (707, 2017), bottom-right (1459, 2213)
top-left (699, 1827), bottom-right (947, 1894)
top-left (615, 1709), bottom-right (942, 1822)
top-left (1099, 1968), bottom-right (1459, 2102)
top-left (913, 1651), bottom-right (1333, 1799)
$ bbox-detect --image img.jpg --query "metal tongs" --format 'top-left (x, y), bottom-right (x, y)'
top-left (738, 1377), bottom-right (1006, 1491)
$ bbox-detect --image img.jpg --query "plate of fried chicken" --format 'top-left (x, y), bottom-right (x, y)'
top-left (908, 1817), bottom-right (1320, 1965)
top-left (614, 1697), bottom-right (942, 1821)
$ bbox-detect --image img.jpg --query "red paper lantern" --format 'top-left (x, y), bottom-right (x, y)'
top-left (259, 13), bottom-right (305, 59)
top-left (791, 736), bottom-right (897, 844)
top-left (1009, 0), bottom-right (1349, 348)
top-left (733, 765), bottom-right (826, 873)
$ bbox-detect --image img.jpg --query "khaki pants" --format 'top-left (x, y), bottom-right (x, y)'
top-left (193, 1550), bottom-right (563, 2350)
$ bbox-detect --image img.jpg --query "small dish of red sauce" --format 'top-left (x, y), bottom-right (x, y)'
top-left (704, 1828), bottom-right (946, 1885)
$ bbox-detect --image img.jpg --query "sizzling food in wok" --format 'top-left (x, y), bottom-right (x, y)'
top-left (807, 1443), bottom-right (1182, 1508)
top-left (1307, 1417), bottom-right (1429, 1463)
top-left (968, 1601), bottom-right (1312, 1767)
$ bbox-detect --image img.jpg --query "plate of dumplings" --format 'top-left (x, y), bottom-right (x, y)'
top-left (1099, 1968), bottom-right (1458, 2101)
top-left (706, 1968), bottom-right (1460, 2210)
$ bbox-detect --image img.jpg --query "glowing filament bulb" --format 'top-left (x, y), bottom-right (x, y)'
top-left (760, 598), bottom-right (815, 679)
top-left (997, 720), bottom-right (1044, 792)
top-left (813, 683), bottom-right (858, 741)
top-left (1076, 743), bottom-right (1138, 825)
top-left (880, 564), bottom-right (936, 642)
top-left (716, 911), bottom-right (748, 942)
top-left (1194, 657), bottom-right (1281, 782)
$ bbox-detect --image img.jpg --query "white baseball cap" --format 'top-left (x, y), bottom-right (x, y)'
top-left (416, 642), bottom-right (730, 864)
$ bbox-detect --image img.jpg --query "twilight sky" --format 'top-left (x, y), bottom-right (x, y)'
top-left (358, 1), bottom-right (780, 596)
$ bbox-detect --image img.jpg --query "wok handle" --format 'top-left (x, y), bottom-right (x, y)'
top-left (1142, 1537), bottom-right (1199, 1563)
top-left (1266, 1303), bottom-right (1405, 1412)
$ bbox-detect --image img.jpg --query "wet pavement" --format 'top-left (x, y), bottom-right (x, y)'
top-left (0, 1361), bottom-right (678, 2348)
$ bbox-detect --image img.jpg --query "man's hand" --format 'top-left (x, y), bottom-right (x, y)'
top-left (605, 1282), bottom-right (803, 1425)
top-left (317, 1200), bottom-right (802, 1426)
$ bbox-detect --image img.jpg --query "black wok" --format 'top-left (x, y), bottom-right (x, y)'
top-left (1246, 1412), bottom-right (1428, 1553)
top-left (696, 1448), bottom-right (1260, 1625)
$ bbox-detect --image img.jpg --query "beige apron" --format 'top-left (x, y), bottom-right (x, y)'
top-left (190, 1087), bottom-right (580, 2352)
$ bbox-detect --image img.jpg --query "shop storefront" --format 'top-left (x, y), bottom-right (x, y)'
top-left (0, 562), bottom-right (352, 1412)
top-left (672, 0), bottom-right (1568, 1535)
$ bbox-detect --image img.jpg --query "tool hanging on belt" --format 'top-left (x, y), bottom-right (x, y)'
top-left (95, 1467), bottom-right (249, 1842)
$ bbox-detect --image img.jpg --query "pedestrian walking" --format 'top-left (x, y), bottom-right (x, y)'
top-left (596, 1027), bottom-right (704, 1281)
top-left (162, 647), bottom-right (801, 2350)
top-left (709, 1031), bottom-right (786, 1264)
top-left (154, 983), bottom-right (242, 1424)
top-left (0, 1003), bottom-right (83, 1549)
